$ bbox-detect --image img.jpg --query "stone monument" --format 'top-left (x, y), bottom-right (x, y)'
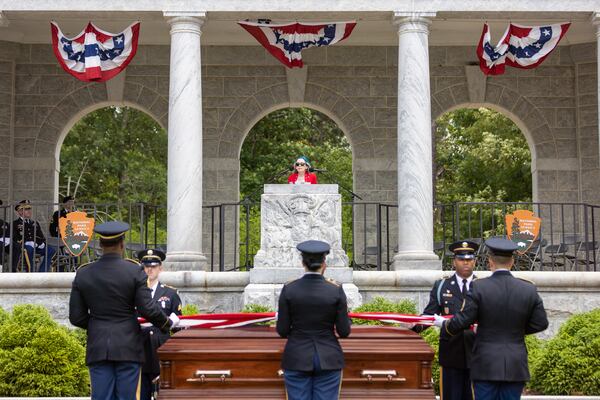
top-left (243, 184), bottom-right (362, 308)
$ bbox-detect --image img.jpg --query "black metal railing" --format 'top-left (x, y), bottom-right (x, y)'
top-left (434, 202), bottom-right (600, 272)
top-left (1, 200), bottom-right (599, 273)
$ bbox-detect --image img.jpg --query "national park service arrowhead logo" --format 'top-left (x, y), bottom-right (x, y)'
top-left (59, 211), bottom-right (94, 256)
top-left (505, 210), bottom-right (541, 255)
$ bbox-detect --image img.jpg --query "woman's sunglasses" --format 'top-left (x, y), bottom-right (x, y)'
top-left (295, 162), bottom-right (307, 167)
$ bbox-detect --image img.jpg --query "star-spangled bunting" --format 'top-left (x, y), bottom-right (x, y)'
top-left (139, 312), bottom-right (450, 329)
top-left (238, 20), bottom-right (356, 68)
top-left (51, 21), bottom-right (140, 82)
top-left (477, 22), bottom-right (570, 75)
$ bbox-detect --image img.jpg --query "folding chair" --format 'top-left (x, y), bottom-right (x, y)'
top-left (573, 240), bottom-right (599, 271)
top-left (542, 243), bottom-right (572, 270)
top-left (519, 238), bottom-right (546, 271)
top-left (126, 242), bottom-right (145, 259)
top-left (561, 234), bottom-right (582, 266)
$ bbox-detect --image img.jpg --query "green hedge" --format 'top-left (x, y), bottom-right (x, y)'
top-left (0, 305), bottom-right (89, 396)
top-left (529, 308), bottom-right (600, 395)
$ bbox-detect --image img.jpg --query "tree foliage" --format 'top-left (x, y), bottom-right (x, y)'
top-left (435, 107), bottom-right (532, 204)
top-left (59, 106), bottom-right (167, 205)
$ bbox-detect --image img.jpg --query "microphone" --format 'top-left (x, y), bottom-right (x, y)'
top-left (309, 168), bottom-right (327, 173)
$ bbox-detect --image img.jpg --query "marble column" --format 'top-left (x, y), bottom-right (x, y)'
top-left (392, 12), bottom-right (440, 270)
top-left (594, 14), bottom-right (600, 165)
top-left (163, 12), bottom-right (207, 270)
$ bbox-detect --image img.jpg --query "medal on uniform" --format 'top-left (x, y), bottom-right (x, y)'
top-left (444, 307), bottom-right (449, 314)
top-left (161, 300), bottom-right (166, 308)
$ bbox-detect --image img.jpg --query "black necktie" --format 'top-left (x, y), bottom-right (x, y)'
top-left (462, 279), bottom-right (468, 297)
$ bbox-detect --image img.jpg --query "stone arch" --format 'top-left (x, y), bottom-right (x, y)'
top-left (432, 84), bottom-right (561, 166)
top-left (218, 83), bottom-right (374, 160)
top-left (432, 93), bottom-right (549, 202)
top-left (433, 101), bottom-right (539, 163)
top-left (31, 83), bottom-right (166, 201)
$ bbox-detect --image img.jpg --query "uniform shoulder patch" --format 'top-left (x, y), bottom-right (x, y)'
top-left (325, 277), bottom-right (340, 287)
top-left (163, 284), bottom-right (178, 291)
top-left (125, 258), bottom-right (141, 266)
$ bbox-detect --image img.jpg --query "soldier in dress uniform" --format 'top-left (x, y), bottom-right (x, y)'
top-left (69, 221), bottom-right (180, 400)
top-left (276, 240), bottom-right (351, 400)
top-left (435, 238), bottom-right (549, 400)
top-left (136, 248), bottom-right (182, 400)
top-left (49, 195), bottom-right (75, 237)
top-left (412, 240), bottom-right (479, 400)
top-left (0, 200), bottom-right (10, 269)
top-left (11, 200), bottom-right (56, 272)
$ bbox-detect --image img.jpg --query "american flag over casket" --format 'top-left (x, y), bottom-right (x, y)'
top-left (139, 312), bottom-right (446, 329)
top-left (51, 21), bottom-right (140, 82)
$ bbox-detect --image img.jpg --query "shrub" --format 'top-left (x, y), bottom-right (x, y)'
top-left (0, 305), bottom-right (89, 396)
top-left (181, 304), bottom-right (200, 316)
top-left (241, 304), bottom-right (275, 326)
top-left (352, 296), bottom-right (418, 325)
top-left (529, 309), bottom-right (600, 395)
top-left (242, 303), bottom-right (275, 313)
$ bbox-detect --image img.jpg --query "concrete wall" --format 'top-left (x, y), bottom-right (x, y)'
top-left (1, 270), bottom-right (598, 338)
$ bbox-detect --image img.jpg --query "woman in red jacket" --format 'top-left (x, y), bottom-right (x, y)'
top-left (288, 156), bottom-right (318, 184)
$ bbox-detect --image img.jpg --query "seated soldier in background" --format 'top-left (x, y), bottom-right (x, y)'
top-left (12, 200), bottom-right (56, 272)
top-left (137, 249), bottom-right (182, 400)
top-left (49, 195), bottom-right (75, 237)
top-left (0, 200), bottom-right (10, 269)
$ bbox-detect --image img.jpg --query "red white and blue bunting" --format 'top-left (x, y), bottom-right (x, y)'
top-left (140, 312), bottom-right (448, 329)
top-left (238, 20), bottom-right (356, 68)
top-left (477, 22), bottom-right (570, 75)
top-left (51, 21), bottom-right (140, 82)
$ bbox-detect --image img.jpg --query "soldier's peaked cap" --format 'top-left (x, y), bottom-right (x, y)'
top-left (94, 221), bottom-right (130, 240)
top-left (449, 240), bottom-right (479, 260)
top-left (297, 240), bottom-right (330, 256)
top-left (137, 248), bottom-right (166, 266)
top-left (15, 199), bottom-right (32, 211)
top-left (485, 237), bottom-right (518, 257)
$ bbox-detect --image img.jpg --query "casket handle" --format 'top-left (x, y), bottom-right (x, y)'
top-left (360, 369), bottom-right (406, 382)
top-left (186, 370), bottom-right (232, 383)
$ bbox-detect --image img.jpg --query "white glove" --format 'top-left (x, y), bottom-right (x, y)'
top-left (432, 314), bottom-right (445, 328)
top-left (0, 237), bottom-right (9, 246)
top-left (168, 312), bottom-right (180, 328)
top-left (25, 241), bottom-right (35, 248)
top-left (38, 242), bottom-right (45, 250)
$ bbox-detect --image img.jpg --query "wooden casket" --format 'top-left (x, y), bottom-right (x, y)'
top-left (157, 326), bottom-right (435, 399)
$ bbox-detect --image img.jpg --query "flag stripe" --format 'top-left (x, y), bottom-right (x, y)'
top-left (139, 312), bottom-right (448, 329)
top-left (51, 21), bottom-right (140, 82)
